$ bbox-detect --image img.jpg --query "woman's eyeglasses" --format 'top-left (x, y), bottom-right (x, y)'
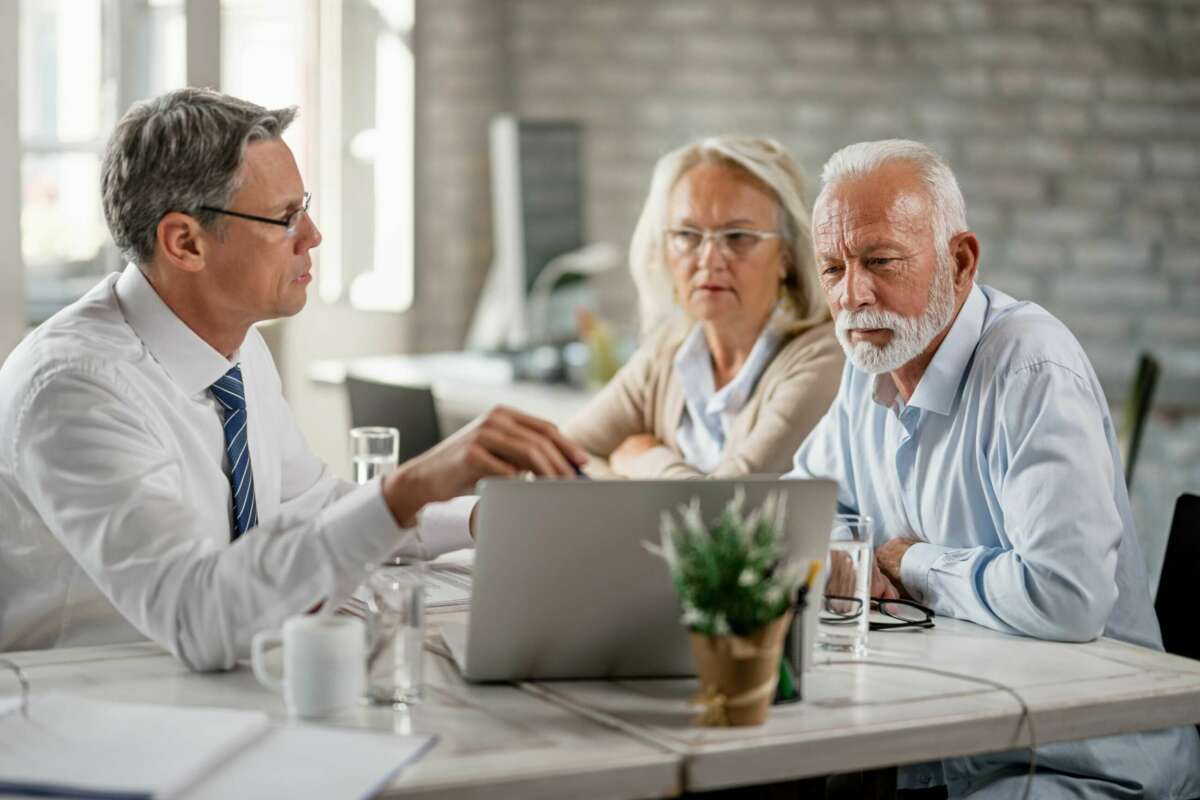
top-left (820, 596), bottom-right (935, 631)
top-left (665, 226), bottom-right (779, 260)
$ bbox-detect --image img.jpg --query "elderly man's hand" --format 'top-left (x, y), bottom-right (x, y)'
top-left (874, 537), bottom-right (921, 599)
top-left (610, 433), bottom-right (662, 476)
top-left (827, 548), bottom-right (901, 601)
top-left (382, 405), bottom-right (587, 526)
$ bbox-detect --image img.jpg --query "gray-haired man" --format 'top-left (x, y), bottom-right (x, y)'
top-left (0, 89), bottom-right (585, 669)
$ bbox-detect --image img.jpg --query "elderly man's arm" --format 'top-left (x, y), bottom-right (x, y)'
top-left (892, 363), bottom-right (1122, 642)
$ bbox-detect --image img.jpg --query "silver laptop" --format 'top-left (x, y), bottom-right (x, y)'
top-left (441, 477), bottom-right (837, 682)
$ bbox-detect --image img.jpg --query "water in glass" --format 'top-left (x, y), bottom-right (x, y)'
top-left (364, 563), bottom-right (425, 705)
top-left (817, 514), bottom-right (873, 658)
top-left (354, 454), bottom-right (397, 484)
top-left (349, 427), bottom-right (399, 484)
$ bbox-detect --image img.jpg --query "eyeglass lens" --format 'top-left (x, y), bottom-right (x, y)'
top-left (668, 229), bottom-right (769, 259)
top-left (285, 193), bottom-right (312, 235)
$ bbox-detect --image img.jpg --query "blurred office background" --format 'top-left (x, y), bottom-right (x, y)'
top-left (1, 0), bottom-right (1197, 585)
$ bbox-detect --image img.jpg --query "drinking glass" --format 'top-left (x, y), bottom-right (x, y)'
top-left (364, 561), bottom-right (426, 705)
top-left (350, 426), bottom-right (399, 484)
top-left (817, 514), bottom-right (873, 658)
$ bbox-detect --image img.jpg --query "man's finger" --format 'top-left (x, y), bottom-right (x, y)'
top-left (465, 443), bottom-right (521, 481)
top-left (494, 416), bottom-right (576, 476)
top-left (478, 425), bottom-right (570, 477)
top-left (500, 407), bottom-right (589, 466)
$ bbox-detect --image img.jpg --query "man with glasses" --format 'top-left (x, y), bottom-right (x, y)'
top-left (788, 139), bottom-right (1200, 798)
top-left (0, 89), bottom-right (586, 670)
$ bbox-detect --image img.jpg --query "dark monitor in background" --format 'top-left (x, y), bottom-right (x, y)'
top-left (516, 121), bottom-right (584, 294)
top-left (467, 116), bottom-right (596, 351)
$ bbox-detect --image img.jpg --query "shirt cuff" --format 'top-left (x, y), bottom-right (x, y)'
top-left (319, 479), bottom-right (408, 579)
top-left (899, 541), bottom-right (954, 604)
top-left (414, 495), bottom-right (477, 558)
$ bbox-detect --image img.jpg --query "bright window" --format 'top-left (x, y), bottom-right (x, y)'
top-left (18, 0), bottom-right (186, 324)
top-left (15, 0), bottom-right (415, 322)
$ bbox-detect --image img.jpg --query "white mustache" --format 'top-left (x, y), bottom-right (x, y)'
top-left (836, 309), bottom-right (909, 333)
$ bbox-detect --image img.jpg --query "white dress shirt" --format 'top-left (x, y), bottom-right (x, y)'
top-left (673, 311), bottom-right (782, 472)
top-left (0, 266), bottom-right (473, 670)
top-left (790, 283), bottom-right (1200, 798)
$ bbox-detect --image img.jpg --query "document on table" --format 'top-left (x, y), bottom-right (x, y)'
top-left (0, 692), bottom-right (435, 800)
top-left (0, 692), bottom-right (270, 799)
top-left (183, 724), bottom-right (436, 800)
top-left (427, 546), bottom-right (473, 606)
top-left (343, 551), bottom-right (474, 617)
top-left (425, 563), bottom-right (472, 606)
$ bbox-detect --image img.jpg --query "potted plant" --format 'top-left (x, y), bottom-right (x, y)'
top-left (648, 489), bottom-right (818, 726)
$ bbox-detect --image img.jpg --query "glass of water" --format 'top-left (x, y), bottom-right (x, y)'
top-left (817, 514), bottom-right (873, 658)
top-left (350, 426), bottom-right (399, 484)
top-left (364, 561), bottom-right (425, 705)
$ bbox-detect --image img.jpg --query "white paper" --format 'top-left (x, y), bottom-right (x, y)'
top-left (0, 692), bottom-right (271, 799)
top-left (182, 723), bottom-right (436, 800)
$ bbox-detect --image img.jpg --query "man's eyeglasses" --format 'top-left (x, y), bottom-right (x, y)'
top-left (199, 191), bottom-right (312, 237)
top-left (820, 596), bottom-right (935, 631)
top-left (665, 226), bottom-right (779, 260)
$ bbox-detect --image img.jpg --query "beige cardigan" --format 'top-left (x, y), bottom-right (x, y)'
top-left (564, 319), bottom-right (844, 478)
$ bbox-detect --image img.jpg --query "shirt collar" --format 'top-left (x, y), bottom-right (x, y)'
top-left (673, 307), bottom-right (785, 417)
top-left (114, 264), bottom-right (240, 396)
top-left (872, 283), bottom-right (987, 416)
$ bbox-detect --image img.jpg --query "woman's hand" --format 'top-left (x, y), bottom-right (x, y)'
top-left (609, 433), bottom-right (662, 476)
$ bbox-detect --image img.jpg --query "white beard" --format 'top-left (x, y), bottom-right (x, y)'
top-left (835, 259), bottom-right (956, 375)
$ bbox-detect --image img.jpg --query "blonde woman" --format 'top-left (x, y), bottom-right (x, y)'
top-left (566, 136), bottom-right (843, 477)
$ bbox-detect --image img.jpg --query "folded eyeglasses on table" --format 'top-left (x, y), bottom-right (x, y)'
top-left (820, 596), bottom-right (936, 631)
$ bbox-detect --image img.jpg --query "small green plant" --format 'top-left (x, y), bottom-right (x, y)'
top-left (647, 489), bottom-right (810, 637)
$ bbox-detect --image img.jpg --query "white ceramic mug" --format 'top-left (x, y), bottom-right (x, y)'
top-left (251, 615), bottom-right (366, 719)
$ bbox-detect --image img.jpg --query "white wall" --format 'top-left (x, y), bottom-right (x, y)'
top-left (0, 0), bottom-right (24, 360)
top-left (270, 297), bottom-right (416, 483)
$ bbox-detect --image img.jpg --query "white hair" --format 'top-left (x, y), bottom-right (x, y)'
top-left (628, 135), bottom-right (829, 338)
top-left (816, 139), bottom-right (968, 263)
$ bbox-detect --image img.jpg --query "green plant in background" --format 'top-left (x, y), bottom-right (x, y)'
top-left (647, 490), bottom-right (810, 637)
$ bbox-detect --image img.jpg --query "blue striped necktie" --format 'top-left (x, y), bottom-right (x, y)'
top-left (211, 365), bottom-right (258, 540)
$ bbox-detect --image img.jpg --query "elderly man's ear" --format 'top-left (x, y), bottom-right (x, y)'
top-left (949, 231), bottom-right (980, 292)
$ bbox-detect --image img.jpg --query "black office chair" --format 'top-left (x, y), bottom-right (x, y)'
top-left (345, 376), bottom-right (442, 464)
top-left (1155, 493), bottom-right (1200, 740)
top-left (1118, 353), bottom-right (1160, 490)
top-left (1157, 493), bottom-right (1199, 661)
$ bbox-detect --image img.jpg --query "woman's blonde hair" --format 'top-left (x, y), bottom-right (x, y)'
top-left (628, 135), bottom-right (828, 338)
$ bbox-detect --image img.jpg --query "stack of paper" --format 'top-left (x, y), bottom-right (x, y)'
top-left (0, 692), bottom-right (435, 799)
top-left (0, 692), bottom-right (270, 798)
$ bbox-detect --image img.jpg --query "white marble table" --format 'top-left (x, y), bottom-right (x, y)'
top-left (0, 620), bottom-right (680, 800)
top-left (519, 614), bottom-right (1200, 793)
top-left (5, 612), bottom-right (1199, 798)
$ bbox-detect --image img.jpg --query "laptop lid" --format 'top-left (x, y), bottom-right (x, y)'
top-left (460, 477), bottom-right (836, 682)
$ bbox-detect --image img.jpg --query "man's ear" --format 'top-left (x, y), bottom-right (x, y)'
top-left (155, 212), bottom-right (210, 274)
top-left (949, 231), bottom-right (980, 291)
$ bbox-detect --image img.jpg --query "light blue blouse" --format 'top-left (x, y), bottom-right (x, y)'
top-left (790, 284), bottom-right (1200, 798)
top-left (674, 313), bottom-right (782, 472)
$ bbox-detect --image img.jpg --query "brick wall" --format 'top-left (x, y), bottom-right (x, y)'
top-left (413, 0), bottom-right (1200, 571)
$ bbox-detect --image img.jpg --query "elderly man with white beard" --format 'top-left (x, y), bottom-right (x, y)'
top-left (789, 140), bottom-right (1200, 799)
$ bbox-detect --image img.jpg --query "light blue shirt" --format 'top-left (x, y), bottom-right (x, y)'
top-left (790, 284), bottom-right (1200, 798)
top-left (674, 315), bottom-right (781, 472)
